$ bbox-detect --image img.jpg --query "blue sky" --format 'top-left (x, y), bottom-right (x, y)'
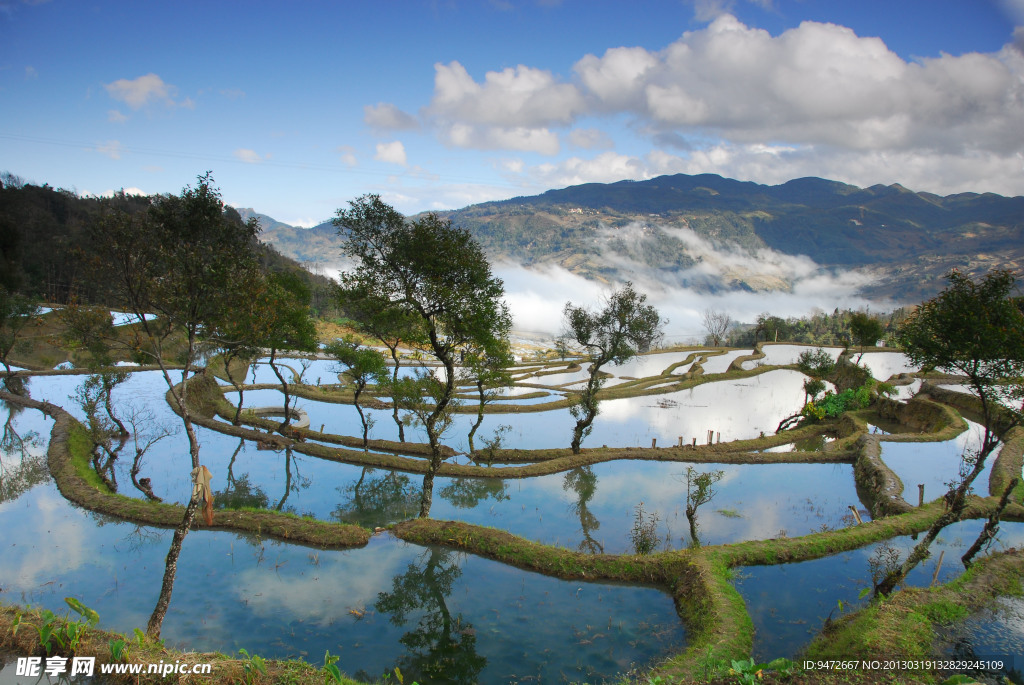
top-left (2, 0), bottom-right (1022, 225)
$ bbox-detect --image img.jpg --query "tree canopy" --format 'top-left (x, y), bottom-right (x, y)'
top-left (896, 269), bottom-right (1024, 425)
top-left (561, 282), bottom-right (664, 453)
top-left (333, 194), bottom-right (511, 517)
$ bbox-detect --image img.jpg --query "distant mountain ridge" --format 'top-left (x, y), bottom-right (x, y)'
top-left (246, 174), bottom-right (1024, 302)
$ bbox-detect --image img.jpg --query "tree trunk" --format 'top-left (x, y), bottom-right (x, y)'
top-left (223, 353), bottom-right (246, 425)
top-left (570, 365), bottom-right (603, 454)
top-left (147, 496), bottom-right (199, 638)
top-left (686, 510), bottom-right (700, 547)
top-left (419, 468), bottom-right (436, 518)
top-left (468, 382), bottom-right (485, 454)
top-left (874, 430), bottom-right (999, 597)
top-left (389, 346), bottom-right (405, 443)
top-left (353, 382), bottom-right (368, 449)
top-left (961, 477), bottom-right (1019, 568)
top-left (268, 349), bottom-right (291, 432)
top-left (418, 344), bottom-right (455, 518)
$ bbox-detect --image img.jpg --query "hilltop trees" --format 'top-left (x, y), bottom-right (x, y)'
top-left (334, 194), bottom-right (511, 517)
top-left (561, 282), bottom-right (664, 454)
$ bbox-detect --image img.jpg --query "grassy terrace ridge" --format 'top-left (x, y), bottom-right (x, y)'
top-left (0, 388), bottom-right (371, 549)
top-left (0, 605), bottom-right (365, 685)
top-left (187, 369), bottom-right (861, 478)
top-left (225, 348), bottom-right (792, 416)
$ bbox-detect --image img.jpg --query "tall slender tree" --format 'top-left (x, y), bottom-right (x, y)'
top-left (561, 282), bottom-right (663, 454)
top-left (90, 172), bottom-right (262, 637)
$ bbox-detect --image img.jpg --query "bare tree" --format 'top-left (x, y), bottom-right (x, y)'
top-left (702, 308), bottom-right (731, 347)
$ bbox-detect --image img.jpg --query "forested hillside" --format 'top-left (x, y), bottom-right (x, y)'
top-left (0, 174), bottom-right (336, 314)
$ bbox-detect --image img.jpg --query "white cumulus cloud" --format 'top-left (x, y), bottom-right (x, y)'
top-left (375, 140), bottom-right (408, 166)
top-left (415, 14), bottom-right (1024, 194)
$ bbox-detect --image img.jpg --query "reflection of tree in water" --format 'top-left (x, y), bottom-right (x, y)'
top-left (332, 468), bottom-right (419, 527)
top-left (218, 440), bottom-right (310, 513)
top-left (214, 473), bottom-right (269, 510)
top-left (373, 547), bottom-right (486, 685)
top-left (273, 448), bottom-right (310, 512)
top-left (564, 466), bottom-right (603, 554)
top-left (1, 383), bottom-right (48, 504)
top-left (438, 477), bottom-right (509, 509)
top-left (216, 443), bottom-right (269, 510)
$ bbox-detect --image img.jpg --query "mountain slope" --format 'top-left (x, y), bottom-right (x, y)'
top-left (254, 174), bottom-right (1024, 302)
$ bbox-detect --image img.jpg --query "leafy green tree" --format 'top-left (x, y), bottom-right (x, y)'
top-left (90, 172), bottom-right (262, 638)
top-left (334, 281), bottom-right (427, 442)
top-left (254, 271), bottom-right (318, 432)
top-left (325, 335), bottom-right (388, 448)
top-left (682, 466), bottom-right (725, 547)
top-left (796, 348), bottom-right (836, 378)
top-left (876, 270), bottom-right (1024, 595)
top-left (208, 273), bottom-right (266, 425)
top-left (334, 195), bottom-right (511, 517)
top-left (463, 337), bottom-right (513, 454)
top-left (561, 282), bottom-right (663, 454)
top-left (849, 311), bottom-right (884, 356)
top-left (59, 304), bottom-right (131, 436)
top-left (753, 313), bottom-right (789, 343)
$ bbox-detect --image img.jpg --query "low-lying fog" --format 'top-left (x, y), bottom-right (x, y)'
top-left (320, 222), bottom-right (893, 344)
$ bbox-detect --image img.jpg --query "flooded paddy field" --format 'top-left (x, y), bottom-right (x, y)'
top-left (3, 346), bottom-right (1022, 681)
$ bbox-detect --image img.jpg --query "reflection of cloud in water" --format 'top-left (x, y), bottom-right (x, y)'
top-left (235, 537), bottom-right (413, 625)
top-left (604, 351), bottom-right (698, 378)
top-left (4, 488), bottom-right (95, 587)
top-left (741, 344), bottom-right (843, 370)
top-left (858, 352), bottom-right (917, 380)
top-left (596, 370), bottom-right (808, 442)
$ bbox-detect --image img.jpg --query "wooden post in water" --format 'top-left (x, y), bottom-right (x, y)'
top-left (691, 438), bottom-right (697, 449)
top-left (678, 436), bottom-right (683, 447)
top-left (707, 429), bottom-right (713, 445)
top-left (931, 550), bottom-right (945, 586)
top-left (716, 431), bottom-right (721, 444)
top-left (918, 484), bottom-right (925, 507)
top-left (848, 505), bottom-right (863, 524)
top-left (652, 438), bottom-right (657, 449)
top-left (320, 423), bottom-right (325, 433)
